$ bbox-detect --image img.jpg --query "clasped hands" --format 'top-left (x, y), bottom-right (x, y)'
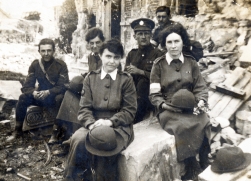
top-left (33, 90), bottom-right (50, 100)
top-left (126, 64), bottom-right (144, 75)
top-left (88, 119), bottom-right (113, 130)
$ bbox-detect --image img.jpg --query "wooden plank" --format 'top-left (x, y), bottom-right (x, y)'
top-left (208, 92), bottom-right (224, 110)
top-left (218, 73), bottom-right (251, 119)
top-left (223, 67), bottom-right (245, 86)
top-left (210, 95), bottom-right (232, 118)
top-left (218, 98), bottom-right (242, 119)
top-left (216, 83), bottom-right (245, 99)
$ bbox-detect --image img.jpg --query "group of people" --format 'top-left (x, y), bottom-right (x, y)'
top-left (8, 6), bottom-right (210, 181)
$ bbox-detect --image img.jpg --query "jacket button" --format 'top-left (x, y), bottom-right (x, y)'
top-left (176, 68), bottom-right (180, 72)
top-left (177, 79), bottom-right (181, 82)
top-left (105, 85), bottom-right (110, 88)
top-left (104, 97), bottom-right (108, 101)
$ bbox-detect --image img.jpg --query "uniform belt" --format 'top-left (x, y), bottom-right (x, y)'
top-left (93, 110), bottom-right (119, 119)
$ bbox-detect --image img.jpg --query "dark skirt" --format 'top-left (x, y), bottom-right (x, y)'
top-left (158, 110), bottom-right (210, 161)
top-left (56, 90), bottom-right (80, 124)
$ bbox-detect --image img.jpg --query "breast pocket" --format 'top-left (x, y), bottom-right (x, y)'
top-left (144, 60), bottom-right (154, 71)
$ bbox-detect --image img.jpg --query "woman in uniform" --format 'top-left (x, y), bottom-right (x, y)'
top-left (63, 39), bottom-right (137, 181)
top-left (149, 23), bottom-right (210, 180)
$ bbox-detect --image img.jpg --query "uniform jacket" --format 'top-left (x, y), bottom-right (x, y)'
top-left (78, 69), bottom-right (137, 144)
top-left (21, 58), bottom-right (69, 96)
top-left (149, 54), bottom-right (208, 112)
top-left (125, 44), bottom-right (163, 81)
top-left (87, 53), bottom-right (102, 72)
top-left (149, 54), bottom-right (209, 161)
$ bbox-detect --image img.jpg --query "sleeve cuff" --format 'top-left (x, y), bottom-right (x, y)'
top-left (83, 119), bottom-right (95, 129)
top-left (110, 117), bottom-right (120, 128)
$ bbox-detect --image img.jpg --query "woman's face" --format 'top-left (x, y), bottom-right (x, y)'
top-left (165, 32), bottom-right (183, 58)
top-left (101, 49), bottom-right (121, 73)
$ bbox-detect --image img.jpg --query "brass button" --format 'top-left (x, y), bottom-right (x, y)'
top-left (105, 85), bottom-right (110, 88)
top-left (104, 97), bottom-right (108, 101)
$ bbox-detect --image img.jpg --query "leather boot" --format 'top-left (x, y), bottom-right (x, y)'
top-left (181, 157), bottom-right (200, 181)
top-left (48, 124), bottom-right (60, 145)
top-left (6, 129), bottom-right (23, 142)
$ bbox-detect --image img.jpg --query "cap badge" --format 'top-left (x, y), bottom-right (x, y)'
top-left (139, 21), bottom-right (144, 25)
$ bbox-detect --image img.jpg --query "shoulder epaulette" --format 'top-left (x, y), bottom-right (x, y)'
top-left (55, 58), bottom-right (66, 65)
top-left (183, 53), bottom-right (196, 61)
top-left (118, 70), bottom-right (130, 77)
top-left (154, 55), bottom-right (165, 64)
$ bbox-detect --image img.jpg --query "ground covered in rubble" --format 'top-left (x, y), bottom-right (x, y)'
top-left (0, 116), bottom-right (67, 181)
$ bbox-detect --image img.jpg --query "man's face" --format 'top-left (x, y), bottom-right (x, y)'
top-left (39, 44), bottom-right (54, 62)
top-left (156, 12), bottom-right (169, 27)
top-left (89, 36), bottom-right (102, 54)
top-left (101, 49), bottom-right (121, 73)
top-left (133, 30), bottom-right (152, 47)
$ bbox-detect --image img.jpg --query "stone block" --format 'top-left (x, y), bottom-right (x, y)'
top-left (118, 118), bottom-right (181, 181)
top-left (0, 80), bottom-right (22, 101)
top-left (199, 138), bottom-right (251, 181)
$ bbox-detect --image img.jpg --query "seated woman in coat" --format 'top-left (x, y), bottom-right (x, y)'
top-left (149, 23), bottom-right (210, 180)
top-left (63, 39), bottom-right (137, 181)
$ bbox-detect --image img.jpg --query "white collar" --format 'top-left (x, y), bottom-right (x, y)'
top-left (101, 68), bottom-right (117, 80)
top-left (165, 52), bottom-right (184, 65)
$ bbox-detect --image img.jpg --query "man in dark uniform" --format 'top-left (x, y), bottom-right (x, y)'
top-left (152, 6), bottom-right (175, 48)
top-left (7, 38), bottom-right (69, 142)
top-left (125, 18), bottom-right (164, 124)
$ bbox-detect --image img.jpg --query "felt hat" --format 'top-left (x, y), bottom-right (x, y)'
top-left (211, 146), bottom-right (251, 173)
top-left (69, 75), bottom-right (85, 95)
top-left (166, 89), bottom-right (196, 110)
top-left (131, 18), bottom-right (155, 32)
top-left (85, 126), bottom-right (124, 157)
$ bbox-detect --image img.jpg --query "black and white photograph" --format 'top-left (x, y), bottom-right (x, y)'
top-left (0, 0), bottom-right (251, 180)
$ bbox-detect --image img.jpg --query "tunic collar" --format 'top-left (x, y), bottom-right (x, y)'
top-left (101, 67), bottom-right (117, 80)
top-left (165, 52), bottom-right (184, 65)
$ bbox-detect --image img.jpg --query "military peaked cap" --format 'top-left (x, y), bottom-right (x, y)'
top-left (131, 18), bottom-right (155, 31)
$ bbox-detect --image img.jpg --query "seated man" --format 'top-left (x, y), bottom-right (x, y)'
top-left (50, 28), bottom-right (106, 145)
top-left (7, 38), bottom-right (69, 142)
top-left (125, 18), bottom-right (164, 124)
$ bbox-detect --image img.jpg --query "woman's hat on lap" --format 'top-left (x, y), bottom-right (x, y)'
top-left (85, 126), bottom-right (124, 157)
top-left (211, 146), bottom-right (251, 173)
top-left (166, 89), bottom-right (196, 111)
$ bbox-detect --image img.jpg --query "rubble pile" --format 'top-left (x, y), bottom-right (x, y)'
top-left (173, 0), bottom-right (251, 68)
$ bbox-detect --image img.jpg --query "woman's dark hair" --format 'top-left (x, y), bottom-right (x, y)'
top-left (38, 38), bottom-right (55, 51)
top-left (159, 23), bottom-right (191, 48)
top-left (85, 27), bottom-right (105, 43)
top-left (156, 6), bottom-right (171, 16)
top-left (99, 39), bottom-right (124, 57)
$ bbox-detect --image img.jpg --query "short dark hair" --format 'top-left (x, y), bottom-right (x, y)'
top-left (85, 27), bottom-right (105, 43)
top-left (99, 39), bottom-right (124, 57)
top-left (38, 38), bottom-right (55, 51)
top-left (159, 23), bottom-right (190, 48)
top-left (156, 6), bottom-right (171, 16)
